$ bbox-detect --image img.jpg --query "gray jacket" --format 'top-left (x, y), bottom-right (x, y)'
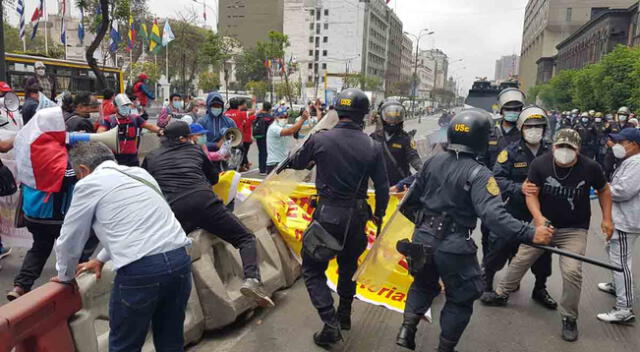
top-left (610, 153), bottom-right (640, 233)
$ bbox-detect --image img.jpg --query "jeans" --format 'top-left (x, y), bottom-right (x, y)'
top-left (606, 229), bottom-right (639, 309)
top-left (256, 137), bottom-right (268, 173)
top-left (14, 222), bottom-right (62, 290)
top-left (109, 247), bottom-right (191, 352)
top-left (496, 228), bottom-right (587, 319)
top-left (171, 191), bottom-right (260, 280)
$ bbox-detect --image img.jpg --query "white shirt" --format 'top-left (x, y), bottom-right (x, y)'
top-left (55, 160), bottom-right (191, 281)
top-left (610, 153), bottom-right (640, 233)
top-left (266, 121), bottom-right (293, 165)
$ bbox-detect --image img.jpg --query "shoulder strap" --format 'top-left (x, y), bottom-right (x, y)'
top-left (105, 167), bottom-right (165, 199)
top-left (464, 165), bottom-right (483, 192)
top-left (380, 137), bottom-right (408, 179)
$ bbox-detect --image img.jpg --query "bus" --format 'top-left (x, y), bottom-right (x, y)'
top-left (4, 53), bottom-right (125, 98)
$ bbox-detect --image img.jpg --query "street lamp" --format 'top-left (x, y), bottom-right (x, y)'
top-left (405, 29), bottom-right (434, 123)
top-left (223, 59), bottom-right (232, 101)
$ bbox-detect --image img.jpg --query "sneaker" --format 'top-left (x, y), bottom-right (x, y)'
top-left (259, 172), bottom-right (267, 176)
top-left (7, 286), bottom-right (27, 301)
top-left (597, 307), bottom-right (635, 324)
top-left (0, 247), bottom-right (11, 260)
top-left (561, 317), bottom-right (578, 342)
top-left (532, 288), bottom-right (558, 310)
top-left (480, 291), bottom-right (509, 306)
top-left (597, 282), bottom-right (616, 296)
top-left (240, 278), bottom-right (275, 307)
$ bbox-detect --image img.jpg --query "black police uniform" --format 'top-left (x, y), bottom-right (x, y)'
top-left (573, 120), bottom-right (597, 159)
top-left (558, 116), bottom-right (574, 130)
top-left (289, 121), bottom-right (390, 327)
top-left (484, 140), bottom-right (552, 292)
top-left (593, 121), bottom-right (609, 167)
top-left (402, 151), bottom-right (534, 345)
top-left (370, 129), bottom-right (422, 185)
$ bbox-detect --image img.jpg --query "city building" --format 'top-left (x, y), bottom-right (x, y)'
top-left (400, 34), bottom-right (414, 85)
top-left (385, 9), bottom-right (403, 96)
top-left (416, 50), bottom-right (435, 99)
top-left (519, 0), bottom-right (635, 92)
top-left (420, 48), bottom-right (449, 90)
top-left (218, 0), bottom-right (284, 49)
top-left (494, 55), bottom-right (520, 81)
top-left (555, 3), bottom-right (638, 72)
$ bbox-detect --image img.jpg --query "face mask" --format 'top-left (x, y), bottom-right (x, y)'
top-left (523, 127), bottom-right (544, 145)
top-left (36, 69), bottom-right (45, 76)
top-left (581, 118), bottom-right (589, 123)
top-left (553, 147), bottom-right (577, 165)
top-left (595, 118), bottom-right (602, 123)
top-left (612, 144), bottom-right (627, 159)
top-left (503, 111), bottom-right (519, 122)
top-left (620, 115), bottom-right (628, 122)
top-left (118, 106), bottom-right (131, 117)
top-left (172, 101), bottom-right (183, 110)
top-left (210, 107), bottom-right (223, 116)
top-left (197, 135), bottom-right (207, 145)
top-left (277, 118), bottom-right (288, 127)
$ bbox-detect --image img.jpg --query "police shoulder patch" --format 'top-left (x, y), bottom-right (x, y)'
top-left (486, 177), bottom-right (500, 196)
top-left (410, 139), bottom-right (417, 149)
top-left (497, 150), bottom-right (508, 164)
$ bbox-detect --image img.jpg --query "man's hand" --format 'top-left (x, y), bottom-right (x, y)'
top-left (521, 180), bottom-right (538, 196)
top-left (75, 259), bottom-right (105, 279)
top-left (601, 220), bottom-right (614, 241)
top-left (371, 215), bottom-right (383, 233)
top-left (533, 216), bottom-right (550, 228)
top-left (301, 110), bottom-right (310, 121)
top-left (390, 184), bottom-right (408, 193)
top-left (157, 129), bottom-right (165, 137)
top-left (532, 225), bottom-right (554, 245)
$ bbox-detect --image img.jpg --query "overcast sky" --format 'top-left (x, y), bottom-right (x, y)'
top-left (7, 0), bottom-right (527, 92)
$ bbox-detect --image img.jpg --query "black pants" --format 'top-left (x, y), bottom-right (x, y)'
top-left (242, 142), bottom-right (252, 167)
top-left (14, 222), bottom-right (61, 290)
top-left (301, 201), bottom-right (369, 325)
top-left (404, 228), bottom-right (483, 343)
top-left (256, 138), bottom-right (268, 174)
top-left (171, 191), bottom-right (259, 280)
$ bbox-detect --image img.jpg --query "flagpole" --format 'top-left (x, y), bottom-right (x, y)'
top-left (43, 0), bottom-right (48, 54)
top-left (165, 43), bottom-right (169, 82)
top-left (22, 38), bottom-right (26, 52)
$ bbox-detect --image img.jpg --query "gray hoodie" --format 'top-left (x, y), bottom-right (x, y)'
top-left (610, 153), bottom-right (640, 233)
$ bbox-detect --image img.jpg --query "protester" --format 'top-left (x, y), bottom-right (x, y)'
top-left (97, 93), bottom-right (160, 166)
top-left (297, 101), bottom-right (322, 140)
top-left (487, 129), bottom-right (613, 342)
top-left (265, 106), bottom-right (307, 173)
top-left (53, 141), bottom-right (192, 351)
top-left (225, 98), bottom-right (256, 172)
top-left (157, 93), bottom-right (185, 128)
top-left (100, 88), bottom-right (117, 121)
top-left (252, 102), bottom-right (274, 175)
top-left (21, 84), bottom-right (40, 125)
top-left (196, 92), bottom-right (237, 151)
top-left (142, 121), bottom-right (274, 307)
top-left (25, 61), bottom-right (57, 100)
top-left (185, 98), bottom-right (206, 123)
top-left (190, 123), bottom-right (230, 162)
top-left (132, 73), bottom-right (155, 109)
top-left (64, 91), bottom-right (100, 132)
top-left (596, 128), bottom-right (640, 323)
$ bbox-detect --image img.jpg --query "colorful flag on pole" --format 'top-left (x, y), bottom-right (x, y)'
top-left (109, 23), bottom-right (121, 52)
top-left (127, 15), bottom-right (137, 51)
top-left (17, 0), bottom-right (26, 41)
top-left (162, 19), bottom-right (175, 47)
top-left (149, 19), bottom-right (162, 54)
top-left (59, 0), bottom-right (66, 44)
top-left (30, 0), bottom-right (44, 40)
top-left (140, 23), bottom-right (149, 41)
top-left (78, 7), bottom-right (85, 44)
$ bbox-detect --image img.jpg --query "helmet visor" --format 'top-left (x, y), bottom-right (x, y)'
top-left (381, 105), bottom-right (404, 125)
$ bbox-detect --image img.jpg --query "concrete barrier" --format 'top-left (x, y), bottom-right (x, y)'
top-left (69, 262), bottom-right (204, 352)
top-left (190, 227), bottom-right (285, 330)
top-left (269, 226), bottom-right (301, 288)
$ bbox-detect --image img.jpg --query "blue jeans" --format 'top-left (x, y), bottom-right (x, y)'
top-left (109, 247), bottom-right (192, 352)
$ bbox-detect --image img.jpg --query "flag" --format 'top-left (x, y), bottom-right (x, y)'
top-left (162, 18), bottom-right (175, 46)
top-left (78, 7), bottom-right (85, 44)
top-left (30, 0), bottom-right (44, 40)
top-left (59, 0), bottom-right (66, 44)
top-left (109, 23), bottom-right (121, 52)
top-left (149, 19), bottom-right (162, 54)
top-left (14, 107), bottom-right (68, 193)
top-left (140, 23), bottom-right (149, 41)
top-left (127, 15), bottom-right (137, 51)
top-left (17, 0), bottom-right (26, 41)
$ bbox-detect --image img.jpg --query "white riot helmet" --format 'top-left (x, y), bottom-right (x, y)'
top-left (516, 105), bottom-right (548, 131)
top-left (114, 93), bottom-right (132, 108)
top-left (497, 88), bottom-right (526, 111)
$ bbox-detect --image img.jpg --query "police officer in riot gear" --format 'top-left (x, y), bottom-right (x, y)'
top-left (593, 112), bottom-right (608, 167)
top-left (370, 101), bottom-right (422, 185)
top-left (285, 88), bottom-right (390, 347)
top-left (480, 106), bottom-right (556, 309)
top-left (573, 112), bottom-right (597, 159)
top-left (395, 109), bottom-right (553, 352)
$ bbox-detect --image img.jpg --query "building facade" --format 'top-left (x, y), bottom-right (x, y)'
top-left (385, 10), bottom-right (404, 96)
top-left (416, 50), bottom-right (436, 99)
top-left (494, 55), bottom-right (520, 81)
top-left (519, 0), bottom-right (635, 92)
top-left (218, 0), bottom-right (284, 49)
top-left (401, 34), bottom-right (414, 84)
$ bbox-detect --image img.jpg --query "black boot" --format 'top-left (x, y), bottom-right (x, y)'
top-left (313, 323), bottom-right (343, 347)
top-left (337, 299), bottom-right (352, 330)
top-left (437, 336), bottom-right (458, 352)
top-left (396, 313), bottom-right (421, 350)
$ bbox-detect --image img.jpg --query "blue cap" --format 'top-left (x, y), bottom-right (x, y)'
top-left (274, 106), bottom-right (288, 117)
top-left (610, 128), bottom-right (640, 144)
top-left (189, 123), bottom-right (208, 135)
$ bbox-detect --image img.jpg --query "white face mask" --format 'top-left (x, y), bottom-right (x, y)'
top-left (612, 143), bottom-right (627, 159)
top-left (553, 147), bottom-right (577, 165)
top-left (36, 68), bottom-right (45, 76)
top-left (277, 118), bottom-right (288, 127)
top-left (595, 118), bottom-right (602, 123)
top-left (523, 127), bottom-right (544, 145)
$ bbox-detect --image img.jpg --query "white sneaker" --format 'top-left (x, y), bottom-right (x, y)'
top-left (597, 282), bottom-right (616, 296)
top-left (597, 307), bottom-right (635, 323)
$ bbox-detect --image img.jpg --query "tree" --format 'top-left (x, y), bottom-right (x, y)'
top-left (198, 71), bottom-right (220, 92)
top-left (245, 81), bottom-right (268, 101)
top-left (343, 74), bottom-right (382, 91)
top-left (3, 22), bottom-right (65, 58)
top-left (127, 61), bottom-right (161, 83)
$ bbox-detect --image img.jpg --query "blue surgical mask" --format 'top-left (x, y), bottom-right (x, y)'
top-left (197, 135), bottom-right (207, 145)
top-left (504, 111), bottom-right (519, 122)
top-left (118, 106), bottom-right (131, 117)
top-left (172, 101), bottom-right (183, 110)
top-left (210, 107), bottom-right (223, 116)
top-left (581, 117), bottom-right (589, 123)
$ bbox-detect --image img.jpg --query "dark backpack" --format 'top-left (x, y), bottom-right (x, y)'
top-left (252, 113), bottom-right (272, 138)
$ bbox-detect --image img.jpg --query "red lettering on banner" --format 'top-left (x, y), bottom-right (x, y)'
top-left (392, 293), bottom-right (406, 302)
top-left (379, 288), bottom-right (389, 296)
top-left (386, 287), bottom-right (397, 299)
top-left (295, 229), bottom-right (304, 241)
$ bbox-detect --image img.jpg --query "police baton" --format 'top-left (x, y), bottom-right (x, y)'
top-left (528, 243), bottom-right (623, 272)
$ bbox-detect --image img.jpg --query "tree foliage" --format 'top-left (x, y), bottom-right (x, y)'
top-left (126, 61), bottom-right (161, 83)
top-left (198, 71), bottom-right (220, 92)
top-left (245, 81), bottom-right (268, 101)
top-left (343, 74), bottom-right (382, 91)
top-left (3, 22), bottom-right (65, 58)
top-left (234, 31), bottom-right (290, 87)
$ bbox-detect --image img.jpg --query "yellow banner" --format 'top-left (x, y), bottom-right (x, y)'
top-left (236, 179), bottom-right (430, 320)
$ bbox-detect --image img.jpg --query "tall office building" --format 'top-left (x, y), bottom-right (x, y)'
top-left (218, 0), bottom-right (284, 48)
top-left (494, 55), bottom-right (520, 81)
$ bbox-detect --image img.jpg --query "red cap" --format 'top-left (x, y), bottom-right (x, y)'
top-left (0, 81), bottom-right (11, 92)
top-left (138, 73), bottom-right (149, 80)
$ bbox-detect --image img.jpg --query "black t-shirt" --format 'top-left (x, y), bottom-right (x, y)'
top-left (65, 114), bottom-right (95, 132)
top-left (528, 153), bottom-right (607, 229)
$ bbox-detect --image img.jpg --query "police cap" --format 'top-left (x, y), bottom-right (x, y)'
top-left (334, 88), bottom-right (370, 122)
top-left (447, 109), bottom-right (493, 155)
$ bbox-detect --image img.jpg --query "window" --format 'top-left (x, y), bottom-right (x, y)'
top-left (323, 36), bottom-right (328, 43)
top-left (324, 9), bottom-right (329, 16)
top-left (316, 11), bottom-right (321, 21)
top-left (324, 23), bottom-right (329, 30)
top-left (315, 37), bottom-right (320, 44)
top-left (309, 50), bottom-right (313, 56)
top-left (322, 50), bottom-right (327, 56)
top-left (566, 8), bottom-right (572, 22)
top-left (310, 23), bottom-right (314, 30)
top-left (315, 41), bottom-right (319, 48)
top-left (322, 63), bottom-right (327, 69)
top-left (308, 63), bottom-right (313, 69)
top-left (308, 75), bottom-right (313, 83)
top-left (310, 9), bottom-right (314, 16)
top-left (309, 36), bottom-right (313, 43)
top-left (316, 24), bottom-right (321, 34)
top-left (314, 66), bottom-right (318, 74)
